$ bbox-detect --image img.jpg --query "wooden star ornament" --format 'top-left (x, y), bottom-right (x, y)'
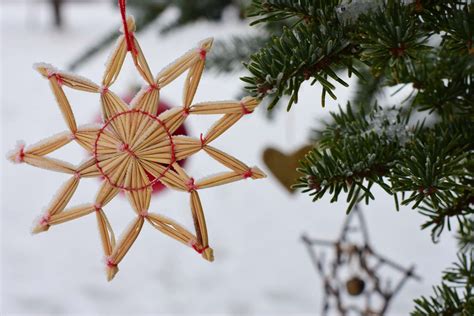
top-left (7, 15), bottom-right (265, 281)
top-left (301, 206), bottom-right (420, 315)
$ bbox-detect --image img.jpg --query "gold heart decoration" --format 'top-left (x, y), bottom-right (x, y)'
top-left (263, 145), bottom-right (313, 194)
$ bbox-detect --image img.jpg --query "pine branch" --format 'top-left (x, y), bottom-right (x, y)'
top-left (355, 1), bottom-right (432, 79)
top-left (458, 217), bottom-right (474, 252)
top-left (297, 103), bottom-right (473, 229)
top-left (419, 189), bottom-right (474, 242)
top-left (242, 1), bottom-right (474, 314)
top-left (295, 103), bottom-right (415, 212)
top-left (351, 62), bottom-right (385, 109)
top-left (439, 4), bottom-right (474, 55)
top-left (243, 1), bottom-right (361, 110)
top-left (241, 22), bottom-right (358, 110)
top-left (247, 0), bottom-right (340, 25)
top-left (391, 126), bottom-right (471, 210)
top-left (241, 1), bottom-right (439, 110)
top-left (412, 252), bottom-right (474, 316)
top-left (403, 49), bottom-right (474, 118)
top-left (207, 35), bottom-right (269, 73)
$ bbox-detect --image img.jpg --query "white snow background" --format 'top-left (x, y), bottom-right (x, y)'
top-left (1, 2), bottom-right (457, 315)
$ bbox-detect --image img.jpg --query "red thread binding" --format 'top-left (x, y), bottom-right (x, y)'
top-left (243, 169), bottom-right (253, 179)
top-left (118, 0), bottom-right (138, 56)
top-left (192, 244), bottom-right (209, 254)
top-left (48, 72), bottom-right (63, 86)
top-left (185, 178), bottom-right (198, 192)
top-left (39, 214), bottom-right (51, 226)
top-left (93, 109), bottom-right (176, 191)
top-left (118, 143), bottom-right (129, 152)
top-left (147, 83), bottom-right (159, 92)
top-left (240, 101), bottom-right (253, 115)
top-left (106, 257), bottom-right (117, 268)
top-left (199, 133), bottom-right (206, 149)
top-left (94, 203), bottom-right (102, 211)
top-left (182, 108), bottom-right (190, 117)
top-left (16, 145), bottom-right (25, 163)
top-left (118, 143), bottom-right (137, 158)
top-left (100, 86), bottom-right (109, 95)
top-left (170, 137), bottom-right (176, 163)
top-left (198, 48), bottom-right (207, 60)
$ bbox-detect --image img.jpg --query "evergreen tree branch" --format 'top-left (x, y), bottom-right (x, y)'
top-left (241, 22), bottom-right (358, 110)
top-left (412, 252), bottom-right (474, 316)
top-left (296, 104), bottom-right (473, 236)
top-left (295, 103), bottom-right (415, 212)
top-left (242, 1), bottom-right (474, 314)
top-left (247, 0), bottom-right (340, 25)
top-left (458, 217), bottom-right (474, 252)
top-left (207, 35), bottom-right (269, 73)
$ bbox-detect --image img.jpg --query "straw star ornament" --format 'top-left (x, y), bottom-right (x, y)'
top-left (8, 15), bottom-right (265, 281)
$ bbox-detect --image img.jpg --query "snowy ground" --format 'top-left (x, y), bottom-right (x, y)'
top-left (1, 3), bottom-right (458, 315)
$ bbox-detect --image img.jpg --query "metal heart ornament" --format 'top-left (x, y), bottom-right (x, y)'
top-left (263, 145), bottom-right (312, 194)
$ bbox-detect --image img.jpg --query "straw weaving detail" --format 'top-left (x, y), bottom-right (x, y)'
top-left (7, 16), bottom-right (266, 281)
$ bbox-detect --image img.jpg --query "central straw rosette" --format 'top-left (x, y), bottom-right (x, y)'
top-left (94, 109), bottom-right (175, 191)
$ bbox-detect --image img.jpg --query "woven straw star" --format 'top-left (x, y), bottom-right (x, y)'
top-left (8, 16), bottom-right (265, 281)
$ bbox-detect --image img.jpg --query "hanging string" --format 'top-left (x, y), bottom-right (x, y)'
top-left (118, 0), bottom-right (138, 56)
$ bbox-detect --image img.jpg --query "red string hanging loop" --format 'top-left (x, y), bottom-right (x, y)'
top-left (118, 0), bottom-right (138, 56)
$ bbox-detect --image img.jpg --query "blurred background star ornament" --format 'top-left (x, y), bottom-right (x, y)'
top-left (301, 205), bottom-right (420, 315)
top-left (263, 144), bottom-right (313, 194)
top-left (7, 0), bottom-right (265, 281)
